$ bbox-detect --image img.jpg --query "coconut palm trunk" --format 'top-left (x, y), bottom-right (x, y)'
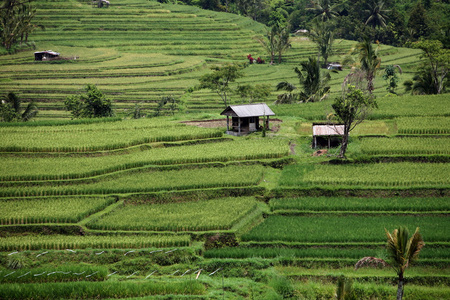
top-left (397, 273), bottom-right (404, 300)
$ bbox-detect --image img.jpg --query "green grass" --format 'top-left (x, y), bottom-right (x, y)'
top-left (0, 0), bottom-right (448, 297)
top-left (396, 117), bottom-right (450, 134)
top-left (241, 215), bottom-right (450, 243)
top-left (279, 163), bottom-right (450, 188)
top-left (0, 234), bottom-right (191, 251)
top-left (0, 122), bottom-right (222, 152)
top-left (0, 279), bottom-right (205, 299)
top-left (269, 197), bottom-right (450, 212)
top-left (271, 94), bottom-right (450, 120)
top-left (0, 265), bottom-right (108, 284)
top-left (0, 165), bottom-right (265, 197)
top-left (0, 139), bottom-right (284, 180)
top-left (359, 137), bottom-right (450, 155)
top-left (204, 246), bottom-right (450, 259)
top-left (0, 196), bottom-right (116, 224)
top-left (88, 197), bottom-right (257, 231)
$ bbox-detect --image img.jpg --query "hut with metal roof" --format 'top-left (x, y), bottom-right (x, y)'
top-left (34, 50), bottom-right (60, 61)
top-left (220, 103), bottom-right (275, 136)
top-left (312, 123), bottom-right (345, 148)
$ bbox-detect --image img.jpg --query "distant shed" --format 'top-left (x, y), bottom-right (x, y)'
top-left (313, 123), bottom-right (345, 148)
top-left (220, 103), bottom-right (275, 136)
top-left (34, 50), bottom-right (60, 61)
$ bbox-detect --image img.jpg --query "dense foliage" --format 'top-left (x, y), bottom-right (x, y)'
top-left (0, 0), bottom-right (449, 299)
top-left (64, 84), bottom-right (114, 119)
top-left (180, 0), bottom-right (450, 48)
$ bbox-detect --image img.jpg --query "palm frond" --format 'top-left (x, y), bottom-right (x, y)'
top-left (355, 256), bottom-right (388, 270)
top-left (6, 92), bottom-right (21, 114)
top-left (394, 64), bottom-right (403, 74)
top-left (276, 81), bottom-right (297, 92)
top-left (21, 100), bottom-right (38, 121)
top-left (405, 227), bottom-right (425, 266)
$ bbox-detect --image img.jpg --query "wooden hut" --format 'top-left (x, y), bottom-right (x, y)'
top-left (312, 123), bottom-right (345, 148)
top-left (34, 50), bottom-right (60, 61)
top-left (220, 103), bottom-right (275, 136)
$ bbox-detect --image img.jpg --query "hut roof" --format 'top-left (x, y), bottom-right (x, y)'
top-left (220, 103), bottom-right (275, 118)
top-left (34, 50), bottom-right (60, 56)
top-left (313, 124), bottom-right (345, 136)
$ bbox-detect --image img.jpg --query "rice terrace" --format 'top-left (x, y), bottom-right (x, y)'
top-left (0, 0), bottom-right (449, 299)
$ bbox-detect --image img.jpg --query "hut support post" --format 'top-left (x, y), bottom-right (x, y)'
top-left (238, 117), bottom-right (241, 135)
top-left (226, 116), bottom-right (230, 131)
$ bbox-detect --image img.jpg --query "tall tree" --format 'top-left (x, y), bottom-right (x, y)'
top-left (258, 25), bottom-right (278, 64)
top-left (235, 0), bottom-right (265, 21)
top-left (275, 24), bottom-right (291, 64)
top-left (198, 63), bottom-right (244, 108)
top-left (259, 23), bottom-right (291, 65)
top-left (309, 19), bottom-right (334, 67)
top-left (64, 85), bottom-right (114, 119)
top-left (364, 0), bottom-right (390, 28)
top-left (0, 0), bottom-right (36, 50)
top-left (294, 57), bottom-right (331, 102)
top-left (0, 92), bottom-right (38, 122)
top-left (275, 57), bottom-right (331, 104)
top-left (406, 40), bottom-right (449, 95)
top-left (355, 227), bottom-right (425, 300)
top-left (331, 85), bottom-right (377, 158)
top-left (308, 0), bottom-right (340, 22)
top-left (356, 37), bottom-right (381, 93)
top-left (407, 2), bottom-right (430, 40)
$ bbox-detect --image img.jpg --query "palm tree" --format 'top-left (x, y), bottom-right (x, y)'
top-left (355, 227), bottom-right (425, 300)
top-left (276, 25), bottom-right (291, 64)
top-left (309, 20), bottom-right (334, 67)
top-left (259, 24), bottom-right (291, 65)
top-left (294, 57), bottom-right (331, 102)
top-left (0, 92), bottom-right (38, 122)
top-left (365, 0), bottom-right (390, 28)
top-left (336, 275), bottom-right (355, 300)
top-left (356, 37), bottom-right (381, 93)
top-left (0, 0), bottom-right (37, 50)
top-left (404, 70), bottom-right (443, 95)
top-left (275, 81), bottom-right (297, 104)
top-left (308, 0), bottom-right (340, 22)
top-left (258, 26), bottom-right (277, 64)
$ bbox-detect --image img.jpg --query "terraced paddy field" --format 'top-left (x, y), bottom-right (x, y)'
top-left (0, 106), bottom-right (449, 298)
top-left (1, 0), bottom-right (449, 299)
top-left (1, 0), bottom-right (424, 119)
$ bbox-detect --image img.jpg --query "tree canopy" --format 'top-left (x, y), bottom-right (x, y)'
top-left (404, 40), bottom-right (449, 95)
top-left (331, 85), bottom-right (377, 158)
top-left (0, 91), bottom-right (38, 122)
top-left (64, 85), bottom-right (115, 119)
top-left (185, 0), bottom-right (450, 49)
top-left (294, 57), bottom-right (331, 102)
top-left (0, 0), bottom-right (37, 51)
top-left (198, 63), bottom-right (245, 108)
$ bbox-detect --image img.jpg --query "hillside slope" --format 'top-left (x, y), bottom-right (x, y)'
top-left (0, 0), bottom-right (424, 119)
